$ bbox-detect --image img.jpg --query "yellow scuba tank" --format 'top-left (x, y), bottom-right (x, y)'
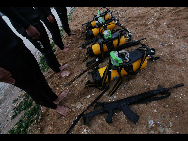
top-left (89, 36), bottom-right (128, 56)
top-left (87, 30), bottom-right (130, 57)
top-left (89, 14), bottom-right (111, 28)
top-left (88, 46), bottom-right (157, 87)
top-left (98, 56), bottom-right (149, 83)
top-left (86, 21), bottom-right (116, 40)
top-left (86, 8), bottom-right (111, 29)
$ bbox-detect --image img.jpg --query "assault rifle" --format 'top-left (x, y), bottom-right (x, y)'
top-left (83, 83), bottom-right (184, 125)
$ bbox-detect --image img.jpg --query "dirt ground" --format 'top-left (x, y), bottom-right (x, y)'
top-left (30, 7), bottom-right (188, 134)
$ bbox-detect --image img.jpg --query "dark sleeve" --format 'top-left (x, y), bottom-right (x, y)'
top-left (0, 7), bottom-right (31, 29)
top-left (34, 7), bottom-right (51, 17)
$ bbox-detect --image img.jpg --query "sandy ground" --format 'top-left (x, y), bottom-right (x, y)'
top-left (29, 7), bottom-right (188, 134)
top-left (3, 7), bottom-right (188, 134)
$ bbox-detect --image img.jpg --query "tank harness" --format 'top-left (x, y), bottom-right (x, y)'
top-left (85, 23), bottom-right (132, 58)
top-left (65, 38), bottom-right (146, 87)
top-left (82, 7), bottom-right (127, 40)
top-left (85, 44), bottom-right (159, 96)
top-left (82, 7), bottom-right (111, 29)
top-left (81, 22), bottom-right (135, 63)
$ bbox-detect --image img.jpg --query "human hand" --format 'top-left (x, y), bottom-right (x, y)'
top-left (47, 15), bottom-right (54, 23)
top-left (26, 25), bottom-right (40, 39)
top-left (0, 67), bottom-right (15, 84)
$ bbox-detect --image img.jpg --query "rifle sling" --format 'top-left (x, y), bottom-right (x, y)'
top-left (133, 91), bottom-right (171, 105)
top-left (66, 85), bottom-right (109, 134)
top-left (66, 59), bottom-right (99, 86)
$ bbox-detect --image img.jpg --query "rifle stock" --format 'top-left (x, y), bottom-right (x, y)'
top-left (83, 108), bottom-right (105, 125)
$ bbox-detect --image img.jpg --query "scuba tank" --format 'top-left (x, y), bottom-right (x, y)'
top-left (97, 50), bottom-right (148, 82)
top-left (86, 45), bottom-right (159, 89)
top-left (86, 21), bottom-right (117, 40)
top-left (84, 8), bottom-right (119, 40)
top-left (83, 7), bottom-right (111, 30)
top-left (86, 12), bottom-right (111, 29)
top-left (87, 29), bottom-right (131, 56)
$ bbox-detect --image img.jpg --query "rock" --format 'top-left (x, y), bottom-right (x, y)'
top-left (158, 126), bottom-right (164, 133)
top-left (148, 120), bottom-right (154, 128)
top-left (165, 128), bottom-right (173, 134)
top-left (86, 95), bottom-right (91, 98)
top-left (71, 102), bottom-right (83, 109)
top-left (76, 102), bottom-right (83, 109)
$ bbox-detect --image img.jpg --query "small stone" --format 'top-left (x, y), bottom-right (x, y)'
top-left (75, 102), bottom-right (83, 109)
top-left (86, 95), bottom-right (91, 98)
top-left (165, 128), bottom-right (172, 134)
top-left (147, 116), bottom-right (151, 119)
top-left (158, 126), bottom-right (164, 133)
top-left (148, 120), bottom-right (154, 128)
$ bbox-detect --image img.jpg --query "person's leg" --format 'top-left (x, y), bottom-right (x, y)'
top-left (40, 13), bottom-right (65, 50)
top-left (35, 22), bottom-right (71, 77)
top-left (0, 46), bottom-right (56, 108)
top-left (19, 46), bottom-right (71, 115)
top-left (34, 22), bottom-right (63, 73)
top-left (54, 7), bottom-right (71, 36)
top-left (11, 20), bottom-right (42, 51)
top-left (11, 21), bottom-right (61, 73)
top-left (0, 45), bottom-right (71, 115)
top-left (19, 46), bottom-right (70, 103)
top-left (11, 20), bottom-right (71, 77)
top-left (53, 89), bottom-right (69, 105)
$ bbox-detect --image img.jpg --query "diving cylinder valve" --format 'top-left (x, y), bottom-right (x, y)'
top-left (110, 50), bottom-right (129, 67)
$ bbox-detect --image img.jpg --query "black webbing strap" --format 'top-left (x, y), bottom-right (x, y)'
top-left (124, 48), bottom-right (147, 75)
top-left (133, 91), bottom-right (171, 105)
top-left (101, 64), bottom-right (110, 89)
top-left (85, 64), bottom-right (110, 89)
top-left (108, 48), bottom-right (147, 96)
top-left (100, 41), bottom-right (104, 58)
top-left (65, 60), bottom-right (99, 86)
top-left (66, 85), bottom-right (109, 134)
top-left (133, 48), bottom-right (147, 74)
top-left (83, 55), bottom-right (90, 62)
top-left (117, 32), bottom-right (121, 47)
top-left (108, 66), bottom-right (122, 97)
top-left (85, 80), bottom-right (96, 87)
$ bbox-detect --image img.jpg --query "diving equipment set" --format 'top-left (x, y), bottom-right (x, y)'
top-left (66, 8), bottom-right (184, 134)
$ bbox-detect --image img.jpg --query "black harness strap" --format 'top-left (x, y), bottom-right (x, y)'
top-left (108, 66), bottom-right (122, 97)
top-left (66, 85), bottom-right (109, 134)
top-left (65, 60), bottom-right (99, 86)
top-left (100, 41), bottom-right (104, 58)
top-left (124, 48), bottom-right (147, 75)
top-left (85, 64), bottom-right (110, 89)
top-left (86, 47), bottom-right (149, 97)
top-left (117, 32), bottom-right (121, 47)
